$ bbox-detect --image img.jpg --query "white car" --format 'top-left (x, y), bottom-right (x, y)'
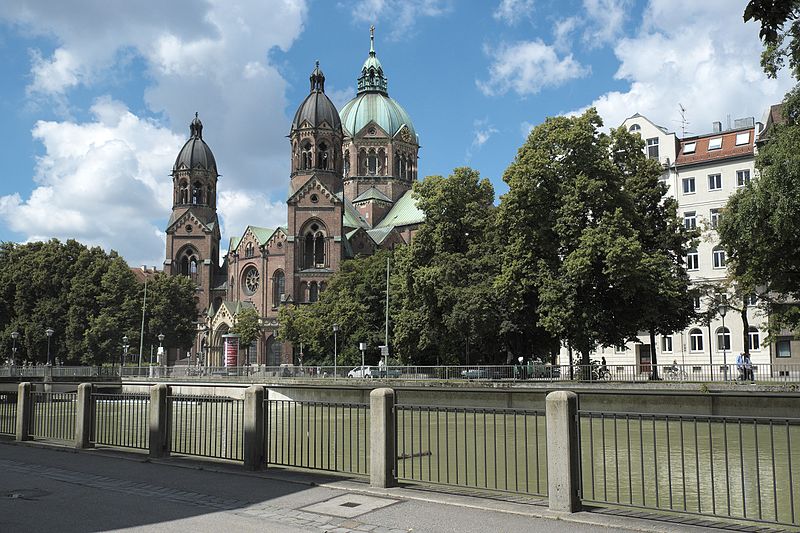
top-left (347, 366), bottom-right (374, 378)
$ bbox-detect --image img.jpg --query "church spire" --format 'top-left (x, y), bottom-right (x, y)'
top-left (357, 26), bottom-right (387, 95)
top-left (310, 60), bottom-right (326, 93)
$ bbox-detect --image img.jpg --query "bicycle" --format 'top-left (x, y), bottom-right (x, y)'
top-left (664, 365), bottom-right (688, 380)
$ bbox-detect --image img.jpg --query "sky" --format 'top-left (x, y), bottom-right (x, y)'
top-left (0, 0), bottom-right (794, 268)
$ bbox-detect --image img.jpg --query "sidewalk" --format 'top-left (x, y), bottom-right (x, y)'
top-left (0, 441), bottom-right (756, 533)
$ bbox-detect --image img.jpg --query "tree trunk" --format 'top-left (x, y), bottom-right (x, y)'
top-left (649, 329), bottom-right (659, 380)
top-left (741, 302), bottom-right (750, 356)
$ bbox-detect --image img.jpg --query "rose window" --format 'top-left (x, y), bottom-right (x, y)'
top-left (243, 267), bottom-right (259, 295)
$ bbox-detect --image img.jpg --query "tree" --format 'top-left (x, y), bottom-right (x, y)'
top-left (232, 306), bottom-right (261, 363)
top-left (744, 0), bottom-right (800, 79)
top-left (144, 273), bottom-right (197, 353)
top-left (393, 168), bottom-right (504, 365)
top-left (718, 87), bottom-right (800, 337)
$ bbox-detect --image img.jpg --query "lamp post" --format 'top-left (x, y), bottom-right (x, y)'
top-left (359, 342), bottom-right (367, 376)
top-left (333, 324), bottom-right (339, 378)
top-left (156, 333), bottom-right (165, 377)
top-left (719, 297), bottom-right (728, 382)
top-left (11, 331), bottom-right (19, 366)
top-left (45, 327), bottom-right (54, 366)
top-left (122, 335), bottom-right (129, 375)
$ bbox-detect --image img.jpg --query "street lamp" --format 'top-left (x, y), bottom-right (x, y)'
top-left (122, 335), bottom-right (129, 374)
top-left (45, 327), bottom-right (54, 366)
top-left (11, 331), bottom-right (19, 366)
top-left (718, 296), bottom-right (728, 382)
top-left (359, 342), bottom-right (367, 375)
top-left (333, 324), bottom-right (339, 377)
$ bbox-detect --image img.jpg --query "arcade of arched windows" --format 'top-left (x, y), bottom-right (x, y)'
top-left (394, 152), bottom-right (416, 181)
top-left (302, 221), bottom-right (327, 269)
top-left (244, 242), bottom-right (255, 258)
top-left (175, 177), bottom-right (214, 207)
top-left (298, 280), bottom-right (326, 303)
top-left (357, 147), bottom-right (388, 176)
top-left (179, 248), bottom-right (200, 283)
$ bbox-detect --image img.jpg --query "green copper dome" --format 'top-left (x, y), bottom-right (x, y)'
top-left (340, 27), bottom-right (417, 141)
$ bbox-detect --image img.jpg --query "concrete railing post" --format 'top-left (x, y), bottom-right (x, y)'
top-left (243, 385), bottom-right (265, 470)
top-left (149, 383), bottom-right (169, 458)
top-left (15, 382), bottom-right (32, 441)
top-left (370, 387), bottom-right (397, 488)
top-left (75, 383), bottom-right (93, 449)
top-left (546, 390), bottom-right (581, 512)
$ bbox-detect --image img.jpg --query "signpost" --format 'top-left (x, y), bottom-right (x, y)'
top-left (223, 334), bottom-right (240, 367)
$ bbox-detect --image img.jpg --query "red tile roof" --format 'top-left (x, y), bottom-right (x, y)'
top-left (675, 127), bottom-right (754, 167)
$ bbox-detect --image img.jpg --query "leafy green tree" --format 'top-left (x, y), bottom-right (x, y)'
top-left (393, 167), bottom-right (503, 365)
top-left (144, 273), bottom-right (198, 353)
top-left (719, 88), bottom-right (800, 336)
top-left (232, 306), bottom-right (261, 362)
top-left (744, 0), bottom-right (800, 79)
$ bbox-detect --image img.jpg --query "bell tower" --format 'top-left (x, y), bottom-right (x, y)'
top-left (164, 113), bottom-right (221, 323)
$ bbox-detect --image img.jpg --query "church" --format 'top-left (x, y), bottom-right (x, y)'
top-left (163, 29), bottom-right (423, 366)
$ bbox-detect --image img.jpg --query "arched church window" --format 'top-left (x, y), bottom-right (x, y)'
top-left (358, 149), bottom-right (367, 175)
top-left (206, 186), bottom-right (213, 206)
top-left (243, 266), bottom-right (259, 296)
top-left (319, 281), bottom-right (327, 293)
top-left (180, 249), bottom-right (199, 283)
top-left (302, 222), bottom-right (326, 269)
top-left (301, 142), bottom-right (312, 170)
top-left (309, 282), bottom-right (319, 303)
top-left (189, 258), bottom-right (198, 282)
top-left (317, 142), bottom-right (329, 170)
top-left (273, 270), bottom-right (285, 306)
top-left (299, 281), bottom-right (308, 302)
top-left (245, 242), bottom-right (254, 258)
top-left (344, 150), bottom-right (350, 177)
top-left (314, 233), bottom-right (325, 266)
top-left (179, 180), bottom-right (189, 204)
top-left (367, 149), bottom-right (377, 175)
top-left (394, 156), bottom-right (400, 177)
top-left (192, 182), bottom-right (202, 205)
top-left (378, 148), bottom-right (386, 175)
top-left (304, 233), bottom-right (314, 269)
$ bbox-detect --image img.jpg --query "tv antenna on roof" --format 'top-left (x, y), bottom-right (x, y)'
top-left (678, 103), bottom-right (692, 138)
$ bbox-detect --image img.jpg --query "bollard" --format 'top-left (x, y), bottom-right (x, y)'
top-left (370, 387), bottom-right (397, 488)
top-left (149, 383), bottom-right (169, 458)
top-left (243, 385), bottom-right (265, 470)
top-left (15, 382), bottom-right (32, 441)
top-left (75, 383), bottom-right (93, 449)
top-left (546, 390), bottom-right (581, 512)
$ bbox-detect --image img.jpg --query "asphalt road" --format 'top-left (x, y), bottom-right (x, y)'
top-left (0, 441), bottom-right (729, 533)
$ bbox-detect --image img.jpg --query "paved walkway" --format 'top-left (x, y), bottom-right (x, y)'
top-left (0, 441), bottom-right (761, 533)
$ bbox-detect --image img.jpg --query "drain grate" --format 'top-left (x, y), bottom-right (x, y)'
top-left (340, 502), bottom-right (361, 508)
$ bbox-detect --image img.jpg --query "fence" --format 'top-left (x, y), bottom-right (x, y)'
top-left (395, 405), bottom-right (547, 496)
top-left (29, 391), bottom-right (76, 442)
top-left (92, 392), bottom-right (149, 449)
top-left (167, 394), bottom-right (244, 461)
top-left (265, 399), bottom-right (370, 475)
top-left (578, 411), bottom-right (800, 527)
top-left (0, 390), bottom-right (17, 435)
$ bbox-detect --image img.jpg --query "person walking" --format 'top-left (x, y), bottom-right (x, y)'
top-left (744, 352), bottom-right (754, 382)
top-left (736, 352), bottom-right (745, 381)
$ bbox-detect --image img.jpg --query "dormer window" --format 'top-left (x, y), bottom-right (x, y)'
top-left (708, 137), bottom-right (722, 150)
top-left (735, 132), bottom-right (750, 145)
top-left (683, 142), bottom-right (696, 154)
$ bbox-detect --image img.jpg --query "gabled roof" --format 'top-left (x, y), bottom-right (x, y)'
top-left (246, 226), bottom-right (274, 247)
top-left (353, 186), bottom-right (392, 203)
top-left (229, 236), bottom-right (241, 252)
top-left (623, 112), bottom-right (670, 134)
top-left (366, 227), bottom-right (393, 244)
top-left (166, 208), bottom-right (218, 233)
top-left (220, 300), bottom-right (257, 317)
top-left (288, 174), bottom-right (341, 204)
top-left (339, 193), bottom-right (371, 229)
top-left (374, 189), bottom-right (425, 229)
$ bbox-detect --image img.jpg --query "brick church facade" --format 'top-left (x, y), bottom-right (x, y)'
top-left (164, 30), bottom-right (422, 366)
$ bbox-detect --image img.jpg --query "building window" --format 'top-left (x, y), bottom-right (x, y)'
top-left (716, 327), bottom-right (731, 351)
top-left (646, 137), bottom-right (659, 160)
top-left (693, 296), bottom-right (701, 309)
top-left (301, 142), bottom-right (312, 170)
top-left (303, 222), bottom-right (326, 269)
top-left (708, 173), bottom-right (722, 191)
top-left (615, 344), bottom-right (627, 353)
top-left (690, 329), bottom-right (704, 352)
top-left (661, 335), bottom-right (673, 353)
top-left (710, 208), bottom-right (721, 228)
top-left (748, 327), bottom-right (761, 351)
top-left (736, 169), bottom-right (751, 187)
top-left (735, 132), bottom-right (750, 145)
top-left (712, 247), bottom-right (726, 268)
top-left (683, 142), bottom-right (696, 154)
top-left (746, 293), bottom-right (757, 306)
top-left (708, 137), bottom-right (722, 150)
top-left (682, 177), bottom-right (696, 194)
top-left (309, 282), bottom-right (319, 302)
top-left (344, 150), bottom-right (350, 177)
top-left (629, 124), bottom-right (641, 132)
top-left (245, 242), bottom-right (254, 258)
top-left (273, 270), bottom-right (285, 306)
top-left (683, 211), bottom-right (697, 230)
top-left (243, 266), bottom-right (259, 296)
top-left (776, 338), bottom-right (792, 358)
top-left (687, 250), bottom-right (699, 270)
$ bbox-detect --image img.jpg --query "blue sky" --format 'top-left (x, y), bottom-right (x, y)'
top-left (0, 0), bottom-right (793, 267)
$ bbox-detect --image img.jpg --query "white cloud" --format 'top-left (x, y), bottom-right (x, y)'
top-left (478, 40), bottom-right (589, 97)
top-left (520, 121), bottom-right (535, 138)
top-left (350, 0), bottom-right (451, 40)
top-left (493, 0), bottom-right (535, 25)
top-left (466, 118), bottom-right (499, 160)
top-left (577, 0), bottom-right (794, 134)
top-left (582, 0), bottom-right (629, 47)
top-left (553, 16), bottom-right (581, 53)
top-left (0, 98), bottom-right (180, 267)
top-left (218, 191), bottom-right (288, 242)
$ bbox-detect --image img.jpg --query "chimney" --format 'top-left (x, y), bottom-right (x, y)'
top-left (141, 265), bottom-right (147, 272)
top-left (712, 121), bottom-right (722, 133)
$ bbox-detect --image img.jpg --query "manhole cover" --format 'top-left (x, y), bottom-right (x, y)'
top-left (5, 488), bottom-right (51, 501)
top-left (301, 494), bottom-right (399, 518)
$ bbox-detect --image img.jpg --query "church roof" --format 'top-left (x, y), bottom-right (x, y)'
top-left (339, 193), bottom-right (371, 229)
top-left (291, 62), bottom-right (342, 133)
top-left (173, 113), bottom-right (218, 173)
top-left (247, 226), bottom-right (274, 246)
top-left (374, 189), bottom-right (424, 229)
top-left (366, 227), bottom-right (393, 244)
top-left (353, 186), bottom-right (391, 203)
top-left (166, 207), bottom-right (218, 233)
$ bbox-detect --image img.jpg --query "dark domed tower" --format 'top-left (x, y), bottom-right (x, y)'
top-left (164, 114), bottom-right (221, 355)
top-left (285, 62), bottom-right (344, 316)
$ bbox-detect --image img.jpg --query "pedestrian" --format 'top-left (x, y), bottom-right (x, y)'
top-left (736, 352), bottom-right (745, 381)
top-left (744, 353), bottom-right (754, 382)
